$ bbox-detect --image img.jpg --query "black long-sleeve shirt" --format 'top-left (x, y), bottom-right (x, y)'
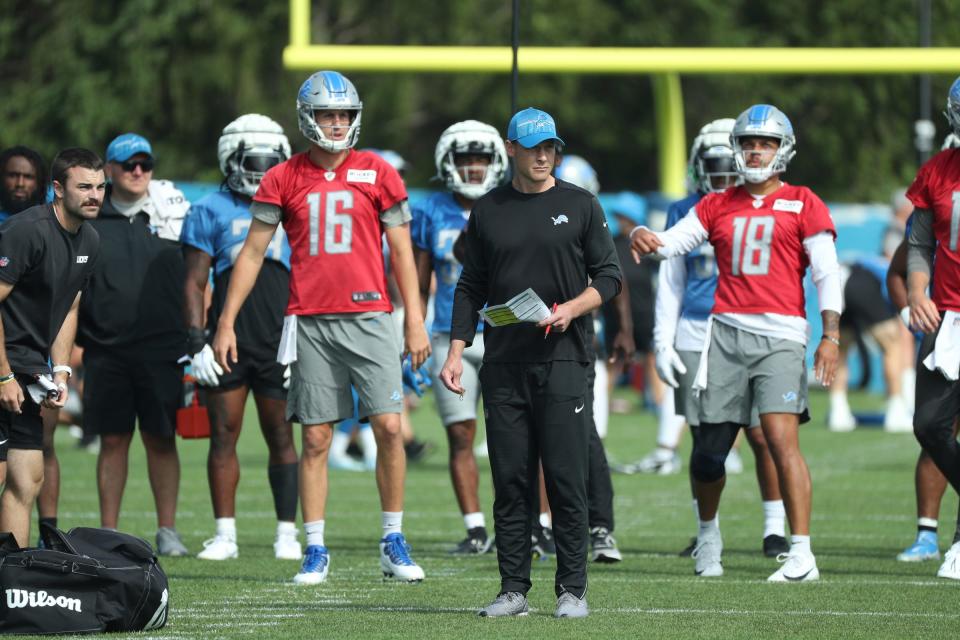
top-left (451, 179), bottom-right (622, 363)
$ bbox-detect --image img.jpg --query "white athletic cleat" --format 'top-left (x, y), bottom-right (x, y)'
top-left (937, 541), bottom-right (960, 580)
top-left (274, 531), bottom-right (303, 560)
top-left (380, 533), bottom-right (425, 582)
top-left (293, 545), bottom-right (330, 584)
top-left (692, 532), bottom-right (723, 577)
top-left (828, 405), bottom-right (856, 432)
top-left (768, 551), bottom-right (820, 582)
top-left (883, 396), bottom-right (913, 433)
top-left (634, 447), bottom-right (682, 475)
top-left (197, 535), bottom-right (238, 561)
top-left (724, 449), bottom-right (744, 475)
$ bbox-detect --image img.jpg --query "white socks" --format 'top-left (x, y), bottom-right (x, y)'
top-left (464, 512), bottom-right (485, 531)
top-left (382, 511), bottom-right (403, 537)
top-left (657, 391), bottom-right (686, 449)
top-left (593, 360), bottom-right (609, 438)
top-left (790, 535), bottom-right (811, 555)
top-left (305, 520), bottom-right (325, 547)
top-left (698, 517), bottom-right (720, 538)
top-left (762, 500), bottom-right (787, 538)
top-left (215, 517), bottom-right (236, 541)
top-left (277, 521), bottom-right (297, 538)
top-left (539, 512), bottom-right (552, 529)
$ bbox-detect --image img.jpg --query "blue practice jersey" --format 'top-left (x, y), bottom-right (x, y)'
top-left (411, 192), bottom-right (480, 334)
top-left (180, 190), bottom-right (290, 276)
top-left (666, 192), bottom-right (715, 320)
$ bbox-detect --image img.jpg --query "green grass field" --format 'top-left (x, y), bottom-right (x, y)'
top-left (50, 388), bottom-right (958, 639)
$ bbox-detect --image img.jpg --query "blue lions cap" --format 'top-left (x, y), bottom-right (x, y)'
top-left (106, 133), bottom-right (153, 163)
top-left (507, 108), bottom-right (565, 149)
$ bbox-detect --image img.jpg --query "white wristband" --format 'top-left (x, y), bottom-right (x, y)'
top-left (52, 365), bottom-right (73, 378)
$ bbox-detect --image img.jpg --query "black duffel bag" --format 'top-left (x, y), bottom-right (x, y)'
top-left (0, 525), bottom-right (169, 634)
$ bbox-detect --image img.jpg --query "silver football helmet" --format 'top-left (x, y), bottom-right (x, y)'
top-left (688, 118), bottom-right (741, 194)
top-left (945, 76), bottom-right (960, 137)
top-left (218, 114), bottom-right (291, 197)
top-left (434, 120), bottom-right (507, 200)
top-left (731, 104), bottom-right (796, 184)
top-left (297, 70), bottom-right (362, 152)
top-left (555, 155), bottom-right (600, 195)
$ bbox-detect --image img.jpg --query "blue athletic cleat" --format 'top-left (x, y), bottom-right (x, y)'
top-left (293, 545), bottom-right (330, 584)
top-left (897, 530), bottom-right (940, 562)
top-left (380, 533), bottom-right (425, 582)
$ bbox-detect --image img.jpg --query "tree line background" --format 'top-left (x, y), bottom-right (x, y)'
top-left (2, 0), bottom-right (958, 201)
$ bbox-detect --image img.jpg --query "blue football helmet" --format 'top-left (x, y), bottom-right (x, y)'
top-left (555, 155), bottom-right (600, 195)
top-left (297, 71), bottom-right (362, 152)
top-left (945, 77), bottom-right (960, 138)
top-left (731, 104), bottom-right (796, 184)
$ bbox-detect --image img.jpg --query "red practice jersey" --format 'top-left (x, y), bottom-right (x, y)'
top-left (906, 148), bottom-right (960, 312)
top-left (254, 150), bottom-right (408, 315)
top-left (696, 183), bottom-right (836, 317)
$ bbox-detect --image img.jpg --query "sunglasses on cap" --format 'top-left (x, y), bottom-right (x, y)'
top-left (118, 159), bottom-right (154, 173)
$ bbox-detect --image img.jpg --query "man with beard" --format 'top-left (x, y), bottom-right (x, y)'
top-left (0, 148), bottom-right (102, 546)
top-left (0, 146), bottom-right (48, 222)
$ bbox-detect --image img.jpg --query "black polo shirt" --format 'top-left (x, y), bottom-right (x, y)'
top-left (450, 179), bottom-right (622, 363)
top-left (0, 204), bottom-right (99, 374)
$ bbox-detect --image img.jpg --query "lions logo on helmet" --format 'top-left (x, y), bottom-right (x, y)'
top-left (555, 155), bottom-right (600, 195)
top-left (731, 104), bottom-right (797, 184)
top-left (944, 76), bottom-right (960, 138)
top-left (688, 118), bottom-right (742, 194)
top-left (435, 120), bottom-right (507, 200)
top-left (218, 114), bottom-right (291, 197)
top-left (297, 70), bottom-right (363, 152)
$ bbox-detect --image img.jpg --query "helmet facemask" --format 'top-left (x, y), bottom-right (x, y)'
top-left (733, 136), bottom-right (795, 184)
top-left (226, 140), bottom-right (288, 197)
top-left (697, 148), bottom-right (741, 193)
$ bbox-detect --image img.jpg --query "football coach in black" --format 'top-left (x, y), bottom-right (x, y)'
top-left (440, 108), bottom-right (621, 619)
top-left (0, 148), bottom-right (102, 546)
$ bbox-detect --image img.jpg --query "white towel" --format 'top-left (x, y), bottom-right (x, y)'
top-left (922, 310), bottom-right (960, 381)
top-left (277, 315), bottom-right (298, 365)
top-left (692, 315), bottom-right (715, 396)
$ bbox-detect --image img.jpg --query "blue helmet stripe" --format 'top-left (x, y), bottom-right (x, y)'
top-left (747, 104), bottom-right (772, 126)
top-left (322, 71), bottom-right (347, 94)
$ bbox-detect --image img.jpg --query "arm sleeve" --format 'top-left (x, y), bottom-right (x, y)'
top-left (630, 208), bottom-right (709, 260)
top-left (251, 201), bottom-right (283, 225)
top-left (584, 197), bottom-right (622, 303)
top-left (0, 220), bottom-right (41, 285)
top-left (179, 202), bottom-right (216, 255)
top-left (803, 231), bottom-right (843, 314)
top-left (449, 205), bottom-right (489, 346)
top-left (653, 254), bottom-right (687, 352)
top-left (907, 208), bottom-right (935, 277)
top-left (379, 200), bottom-right (412, 228)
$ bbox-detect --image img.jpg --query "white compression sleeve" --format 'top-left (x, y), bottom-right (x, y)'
top-left (803, 232), bottom-right (843, 314)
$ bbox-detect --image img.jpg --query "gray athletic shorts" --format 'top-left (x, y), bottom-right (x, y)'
top-left (431, 332), bottom-right (484, 426)
top-left (287, 313), bottom-right (404, 425)
top-left (697, 321), bottom-right (807, 426)
top-left (677, 349), bottom-right (760, 428)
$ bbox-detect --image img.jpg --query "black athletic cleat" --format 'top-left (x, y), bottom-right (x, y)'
top-left (452, 527), bottom-right (494, 555)
top-left (531, 525), bottom-right (556, 558)
top-left (404, 439), bottom-right (434, 463)
top-left (679, 536), bottom-right (697, 557)
top-left (763, 534), bottom-right (790, 557)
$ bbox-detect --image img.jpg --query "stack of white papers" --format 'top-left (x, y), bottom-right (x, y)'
top-left (479, 288), bottom-right (551, 327)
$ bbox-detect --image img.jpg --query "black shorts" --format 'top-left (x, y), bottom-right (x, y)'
top-left (82, 350), bottom-right (182, 437)
top-left (841, 265), bottom-right (896, 331)
top-left (217, 346), bottom-right (286, 400)
top-left (0, 375), bottom-right (44, 460)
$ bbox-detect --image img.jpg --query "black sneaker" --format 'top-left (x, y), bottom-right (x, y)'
top-left (763, 534), bottom-right (790, 557)
top-left (452, 527), bottom-right (494, 555)
top-left (679, 536), bottom-right (697, 557)
top-left (590, 526), bottom-right (622, 563)
top-left (404, 439), bottom-right (434, 463)
top-left (531, 525), bottom-right (556, 558)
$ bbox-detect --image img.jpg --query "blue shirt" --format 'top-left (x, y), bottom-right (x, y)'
top-left (666, 192), bottom-right (715, 320)
top-left (411, 192), bottom-right (478, 334)
top-left (180, 190), bottom-right (290, 275)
